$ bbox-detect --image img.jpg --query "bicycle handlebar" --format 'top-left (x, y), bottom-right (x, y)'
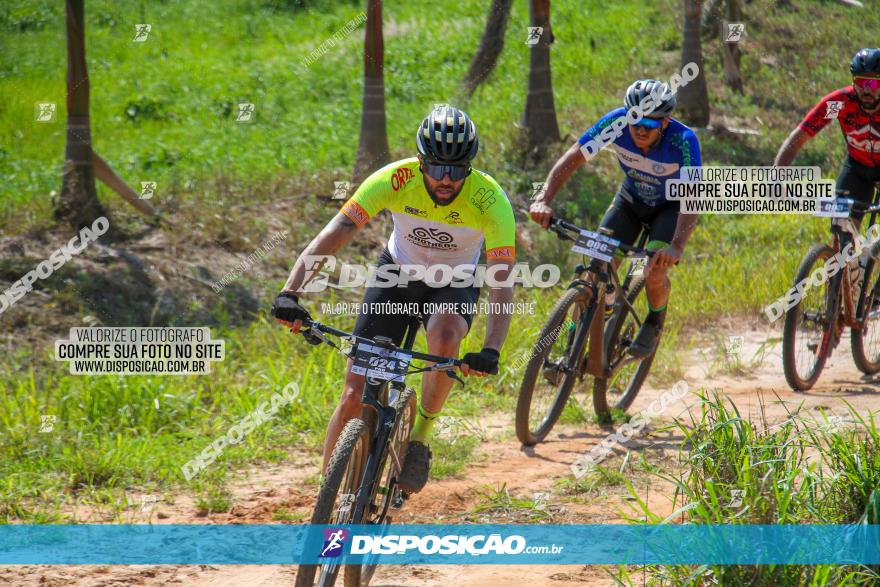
top-left (301, 318), bottom-right (463, 368)
top-left (547, 216), bottom-right (656, 258)
top-left (836, 198), bottom-right (880, 214)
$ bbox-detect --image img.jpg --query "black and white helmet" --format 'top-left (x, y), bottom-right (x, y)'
top-left (624, 79), bottom-right (676, 117)
top-left (416, 105), bottom-right (479, 165)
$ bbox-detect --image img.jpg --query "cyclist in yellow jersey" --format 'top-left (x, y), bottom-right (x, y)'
top-left (272, 106), bottom-right (516, 492)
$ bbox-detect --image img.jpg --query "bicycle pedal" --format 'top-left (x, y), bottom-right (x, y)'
top-left (391, 492), bottom-right (407, 509)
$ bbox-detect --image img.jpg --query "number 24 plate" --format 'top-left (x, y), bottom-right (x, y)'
top-left (351, 343), bottom-right (411, 382)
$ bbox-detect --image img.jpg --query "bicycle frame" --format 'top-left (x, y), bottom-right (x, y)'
top-left (302, 315), bottom-right (461, 527)
top-left (349, 318), bottom-right (420, 525)
top-left (830, 193), bottom-right (880, 327)
top-left (814, 191), bottom-right (880, 359)
top-left (550, 218), bottom-right (651, 379)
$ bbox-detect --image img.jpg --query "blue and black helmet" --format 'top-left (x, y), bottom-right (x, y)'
top-left (851, 48), bottom-right (880, 76)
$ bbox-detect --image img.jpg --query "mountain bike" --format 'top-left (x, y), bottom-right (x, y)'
top-left (782, 195), bottom-right (880, 391)
top-left (516, 216), bottom-right (657, 445)
top-left (294, 316), bottom-right (463, 587)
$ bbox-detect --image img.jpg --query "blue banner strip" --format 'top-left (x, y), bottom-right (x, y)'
top-left (1, 524), bottom-right (879, 565)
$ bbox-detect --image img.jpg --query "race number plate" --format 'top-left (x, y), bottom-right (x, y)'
top-left (572, 230), bottom-right (620, 263)
top-left (351, 343), bottom-right (410, 382)
top-left (815, 198), bottom-right (853, 218)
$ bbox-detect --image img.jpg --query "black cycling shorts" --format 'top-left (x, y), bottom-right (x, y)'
top-left (836, 154), bottom-right (880, 222)
top-left (352, 249), bottom-right (481, 346)
top-left (598, 189), bottom-right (680, 250)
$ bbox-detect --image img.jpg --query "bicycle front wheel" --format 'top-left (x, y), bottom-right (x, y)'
top-left (592, 277), bottom-right (654, 422)
top-left (782, 244), bottom-right (838, 391)
top-left (296, 418), bottom-right (370, 587)
top-left (516, 285), bottom-right (593, 446)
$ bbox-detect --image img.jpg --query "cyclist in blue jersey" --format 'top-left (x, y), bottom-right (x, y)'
top-left (530, 79), bottom-right (702, 358)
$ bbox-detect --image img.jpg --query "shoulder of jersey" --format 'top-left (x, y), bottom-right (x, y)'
top-left (380, 157), bottom-right (421, 194)
top-left (667, 117), bottom-right (694, 134)
top-left (831, 87), bottom-right (856, 101)
top-left (470, 169), bottom-right (509, 198)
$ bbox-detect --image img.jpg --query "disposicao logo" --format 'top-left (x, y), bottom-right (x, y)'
top-left (320, 528), bottom-right (349, 558)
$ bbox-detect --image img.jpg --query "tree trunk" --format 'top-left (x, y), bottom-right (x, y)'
top-left (677, 0), bottom-right (711, 126)
top-left (56, 0), bottom-right (107, 231)
top-left (462, 0), bottom-right (513, 97)
top-left (522, 0), bottom-right (560, 150)
top-left (721, 0), bottom-right (743, 93)
top-left (353, 0), bottom-right (390, 184)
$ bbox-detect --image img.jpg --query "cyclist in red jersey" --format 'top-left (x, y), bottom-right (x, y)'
top-left (774, 48), bottom-right (880, 224)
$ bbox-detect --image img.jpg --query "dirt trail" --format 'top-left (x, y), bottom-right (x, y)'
top-left (5, 324), bottom-right (880, 586)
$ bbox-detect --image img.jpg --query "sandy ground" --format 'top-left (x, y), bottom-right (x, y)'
top-left (4, 323), bottom-right (880, 586)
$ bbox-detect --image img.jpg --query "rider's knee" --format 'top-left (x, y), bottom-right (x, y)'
top-left (338, 380), bottom-right (364, 417)
top-left (426, 320), bottom-right (465, 354)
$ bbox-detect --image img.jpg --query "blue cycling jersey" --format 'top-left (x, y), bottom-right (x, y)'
top-left (577, 107), bottom-right (702, 207)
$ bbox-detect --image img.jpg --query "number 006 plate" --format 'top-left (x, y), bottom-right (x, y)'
top-left (572, 230), bottom-right (620, 263)
top-left (351, 343), bottom-right (411, 382)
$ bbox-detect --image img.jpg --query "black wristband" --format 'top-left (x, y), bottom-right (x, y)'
top-left (481, 347), bottom-right (500, 358)
top-left (277, 291), bottom-right (299, 303)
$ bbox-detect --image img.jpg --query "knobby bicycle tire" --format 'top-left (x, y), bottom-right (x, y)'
top-left (516, 285), bottom-right (593, 446)
top-left (296, 418), bottom-right (370, 587)
top-left (782, 244), bottom-right (836, 391)
top-left (852, 251), bottom-right (880, 374)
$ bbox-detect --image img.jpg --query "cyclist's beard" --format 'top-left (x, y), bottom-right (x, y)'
top-left (423, 176), bottom-right (464, 207)
top-left (858, 92), bottom-right (880, 111)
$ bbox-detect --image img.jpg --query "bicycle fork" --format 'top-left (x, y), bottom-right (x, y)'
top-left (351, 382), bottom-right (399, 524)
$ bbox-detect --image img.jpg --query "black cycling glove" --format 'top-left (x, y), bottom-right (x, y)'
top-left (462, 348), bottom-right (500, 375)
top-left (271, 292), bottom-right (311, 324)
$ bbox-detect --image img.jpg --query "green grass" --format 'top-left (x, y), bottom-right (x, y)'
top-left (473, 483), bottom-right (555, 522)
top-left (614, 392), bottom-right (880, 585)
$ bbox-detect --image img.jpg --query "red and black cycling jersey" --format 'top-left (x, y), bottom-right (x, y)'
top-left (798, 86), bottom-right (880, 167)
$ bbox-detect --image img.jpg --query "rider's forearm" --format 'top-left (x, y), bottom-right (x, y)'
top-left (537, 145), bottom-right (584, 205)
top-left (483, 286), bottom-right (514, 352)
top-left (483, 263), bottom-right (515, 351)
top-left (773, 127), bottom-right (811, 167)
top-left (281, 213), bottom-right (360, 295)
top-left (670, 214), bottom-right (699, 252)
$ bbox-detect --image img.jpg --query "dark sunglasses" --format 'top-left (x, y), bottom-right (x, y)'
top-left (422, 162), bottom-right (471, 181)
top-left (630, 116), bottom-right (664, 130)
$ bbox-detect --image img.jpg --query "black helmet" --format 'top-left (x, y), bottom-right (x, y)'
top-left (851, 48), bottom-right (880, 76)
top-left (416, 105), bottom-right (479, 165)
top-left (624, 79), bottom-right (676, 117)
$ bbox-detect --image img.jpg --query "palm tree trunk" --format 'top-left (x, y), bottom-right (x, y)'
top-left (353, 0), bottom-right (390, 184)
top-left (522, 0), bottom-right (560, 150)
top-left (462, 0), bottom-right (513, 97)
top-left (721, 0), bottom-right (743, 93)
top-left (56, 0), bottom-right (106, 231)
top-left (677, 0), bottom-right (711, 126)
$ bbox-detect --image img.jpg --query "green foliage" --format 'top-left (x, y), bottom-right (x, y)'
top-left (615, 392), bottom-right (880, 585)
